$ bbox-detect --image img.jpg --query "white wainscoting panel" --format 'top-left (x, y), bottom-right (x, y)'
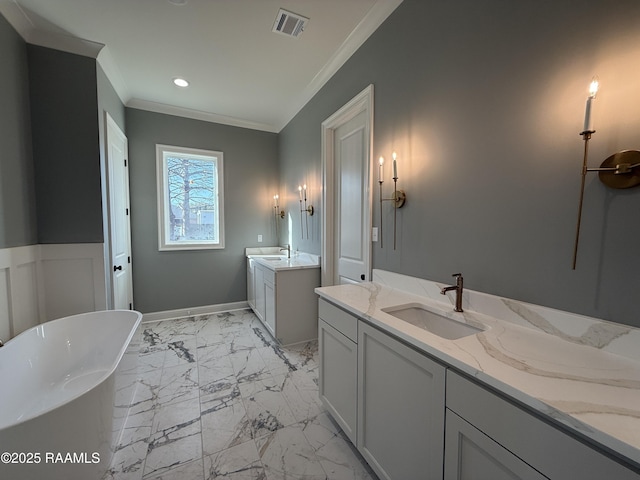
top-left (13, 258), bottom-right (39, 336)
top-left (0, 244), bottom-right (106, 341)
top-left (0, 246), bottom-right (39, 338)
top-left (39, 244), bottom-right (106, 322)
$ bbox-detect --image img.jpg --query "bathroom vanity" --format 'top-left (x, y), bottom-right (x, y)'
top-left (246, 249), bottom-right (320, 345)
top-left (316, 270), bottom-right (640, 480)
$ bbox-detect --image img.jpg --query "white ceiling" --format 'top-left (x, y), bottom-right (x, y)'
top-left (1, 0), bottom-right (402, 132)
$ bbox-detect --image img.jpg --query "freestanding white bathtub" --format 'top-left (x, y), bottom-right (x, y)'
top-left (0, 309), bottom-right (142, 480)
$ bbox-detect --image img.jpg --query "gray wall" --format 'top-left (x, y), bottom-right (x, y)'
top-left (0, 14), bottom-right (37, 248)
top-left (97, 63), bottom-right (126, 308)
top-left (279, 0), bottom-right (640, 327)
top-left (126, 108), bottom-right (279, 313)
top-left (28, 45), bottom-right (103, 244)
top-left (97, 64), bottom-right (125, 133)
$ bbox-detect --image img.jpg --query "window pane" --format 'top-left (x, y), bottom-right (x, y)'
top-left (166, 156), bottom-right (217, 242)
top-left (156, 145), bottom-right (224, 250)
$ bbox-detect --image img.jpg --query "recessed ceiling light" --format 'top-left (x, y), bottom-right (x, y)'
top-left (168, 0), bottom-right (188, 6)
top-left (173, 77), bottom-right (190, 88)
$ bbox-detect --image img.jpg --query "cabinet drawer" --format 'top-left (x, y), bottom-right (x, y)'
top-left (319, 298), bottom-right (358, 342)
top-left (446, 371), bottom-right (640, 479)
top-left (257, 264), bottom-right (275, 284)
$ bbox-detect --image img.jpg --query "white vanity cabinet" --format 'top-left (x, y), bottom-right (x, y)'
top-left (445, 409), bottom-right (548, 480)
top-left (445, 371), bottom-right (640, 480)
top-left (318, 299), bottom-right (358, 444)
top-left (254, 264), bottom-right (275, 334)
top-left (246, 257), bottom-right (256, 310)
top-left (250, 260), bottom-right (319, 345)
top-left (358, 320), bottom-right (446, 480)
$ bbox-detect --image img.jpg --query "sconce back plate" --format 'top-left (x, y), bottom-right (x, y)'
top-left (598, 150), bottom-right (640, 189)
top-left (393, 190), bottom-right (407, 208)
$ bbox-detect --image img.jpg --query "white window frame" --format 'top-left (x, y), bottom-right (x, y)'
top-left (156, 144), bottom-right (225, 251)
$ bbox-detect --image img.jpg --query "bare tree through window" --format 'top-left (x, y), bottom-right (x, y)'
top-left (156, 145), bottom-right (225, 250)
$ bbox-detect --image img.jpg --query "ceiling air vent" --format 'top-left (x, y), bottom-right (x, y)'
top-left (272, 9), bottom-right (308, 38)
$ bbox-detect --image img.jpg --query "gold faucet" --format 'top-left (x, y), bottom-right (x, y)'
top-left (279, 244), bottom-right (291, 259)
top-left (440, 273), bottom-right (464, 312)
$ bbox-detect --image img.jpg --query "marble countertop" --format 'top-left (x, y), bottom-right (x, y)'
top-left (247, 249), bottom-right (320, 272)
top-left (315, 272), bottom-right (640, 467)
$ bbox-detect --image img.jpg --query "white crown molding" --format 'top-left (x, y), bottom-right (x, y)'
top-left (1, 0), bottom-right (403, 133)
top-left (127, 98), bottom-right (280, 133)
top-left (0, 0), bottom-right (103, 58)
top-left (0, 0), bottom-right (32, 37)
top-left (279, 0), bottom-right (403, 131)
top-left (97, 47), bottom-right (131, 105)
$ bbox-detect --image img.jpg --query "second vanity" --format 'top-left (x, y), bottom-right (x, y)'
top-left (246, 247), bottom-right (320, 345)
top-left (316, 270), bottom-right (640, 480)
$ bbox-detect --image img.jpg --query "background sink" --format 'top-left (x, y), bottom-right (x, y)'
top-left (254, 256), bottom-right (287, 261)
top-left (382, 303), bottom-right (485, 340)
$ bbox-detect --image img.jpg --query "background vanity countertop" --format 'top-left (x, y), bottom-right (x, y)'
top-left (315, 272), bottom-right (640, 468)
top-left (247, 251), bottom-right (320, 271)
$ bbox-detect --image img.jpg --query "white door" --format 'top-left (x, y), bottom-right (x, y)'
top-left (334, 110), bottom-right (370, 284)
top-left (322, 85), bottom-right (373, 286)
top-left (106, 113), bottom-right (134, 310)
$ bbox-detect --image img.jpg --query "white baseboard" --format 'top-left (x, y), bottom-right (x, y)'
top-left (141, 301), bottom-right (250, 323)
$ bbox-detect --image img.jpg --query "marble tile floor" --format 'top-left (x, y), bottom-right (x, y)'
top-left (104, 309), bottom-right (377, 480)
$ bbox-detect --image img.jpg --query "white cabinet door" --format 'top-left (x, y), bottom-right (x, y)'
top-left (358, 321), bottom-right (446, 480)
top-left (247, 258), bottom-right (255, 309)
top-left (254, 265), bottom-right (265, 321)
top-left (264, 279), bottom-right (276, 335)
top-left (319, 319), bottom-right (357, 444)
top-left (445, 409), bottom-right (548, 480)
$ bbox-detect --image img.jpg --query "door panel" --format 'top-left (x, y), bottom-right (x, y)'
top-left (106, 114), bottom-right (133, 310)
top-left (334, 110), bottom-right (369, 285)
top-left (321, 85), bottom-right (373, 287)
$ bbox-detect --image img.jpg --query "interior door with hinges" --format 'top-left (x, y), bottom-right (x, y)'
top-left (334, 108), bottom-right (371, 285)
top-left (106, 113), bottom-right (134, 310)
top-left (322, 85), bottom-right (373, 286)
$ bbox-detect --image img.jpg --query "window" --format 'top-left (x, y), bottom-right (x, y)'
top-left (156, 144), bottom-right (224, 250)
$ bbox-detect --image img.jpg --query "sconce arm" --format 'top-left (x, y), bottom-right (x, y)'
top-left (587, 162), bottom-right (640, 175)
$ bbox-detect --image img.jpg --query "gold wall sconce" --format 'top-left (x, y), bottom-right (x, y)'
top-left (273, 194), bottom-right (284, 238)
top-left (273, 195), bottom-right (285, 219)
top-left (298, 184), bottom-right (314, 239)
top-left (572, 78), bottom-right (640, 269)
top-left (378, 152), bottom-right (407, 250)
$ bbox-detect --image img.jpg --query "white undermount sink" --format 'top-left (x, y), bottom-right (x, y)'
top-left (382, 303), bottom-right (485, 340)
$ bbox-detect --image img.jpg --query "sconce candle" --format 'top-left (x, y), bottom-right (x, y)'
top-left (583, 78), bottom-right (599, 132)
top-left (303, 184), bottom-right (307, 201)
top-left (392, 152), bottom-right (398, 179)
top-left (273, 194), bottom-right (279, 207)
top-left (379, 157), bottom-right (384, 182)
top-left (298, 185), bottom-right (303, 201)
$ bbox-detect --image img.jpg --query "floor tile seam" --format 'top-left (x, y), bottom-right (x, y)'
top-left (119, 322), bottom-right (187, 479)
top-left (137, 426), bottom-right (151, 480)
top-left (295, 415), bottom-right (344, 480)
top-left (194, 341), bottom-right (207, 480)
top-left (257, 416), bottom-right (334, 480)
top-left (204, 436), bottom-right (268, 472)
